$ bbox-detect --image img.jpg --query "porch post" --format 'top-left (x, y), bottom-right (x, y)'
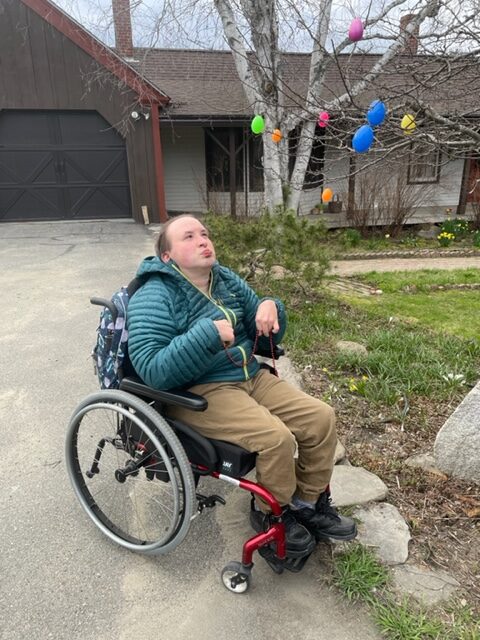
top-left (347, 152), bottom-right (356, 215)
top-left (457, 155), bottom-right (471, 216)
top-left (229, 128), bottom-right (237, 218)
top-left (151, 102), bottom-right (168, 222)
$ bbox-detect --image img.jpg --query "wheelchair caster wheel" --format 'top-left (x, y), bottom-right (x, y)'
top-left (221, 561), bottom-right (251, 594)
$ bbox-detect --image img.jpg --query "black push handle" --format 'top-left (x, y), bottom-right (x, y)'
top-left (90, 297), bottom-right (118, 323)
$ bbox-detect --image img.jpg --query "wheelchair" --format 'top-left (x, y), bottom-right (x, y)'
top-left (65, 296), bottom-right (315, 594)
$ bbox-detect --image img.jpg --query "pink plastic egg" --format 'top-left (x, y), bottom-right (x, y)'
top-left (348, 18), bottom-right (364, 42)
top-left (318, 111), bottom-right (329, 128)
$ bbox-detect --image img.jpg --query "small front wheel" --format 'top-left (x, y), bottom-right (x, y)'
top-left (221, 561), bottom-right (251, 594)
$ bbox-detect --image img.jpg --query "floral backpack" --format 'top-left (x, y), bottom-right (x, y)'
top-left (91, 277), bottom-right (144, 389)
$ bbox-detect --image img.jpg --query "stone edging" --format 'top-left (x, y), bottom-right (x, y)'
top-left (336, 248), bottom-right (480, 260)
top-left (403, 282), bottom-right (480, 292)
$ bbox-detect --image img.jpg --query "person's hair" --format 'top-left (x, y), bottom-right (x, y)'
top-left (154, 214), bottom-right (202, 257)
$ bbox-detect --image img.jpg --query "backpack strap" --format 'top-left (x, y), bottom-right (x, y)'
top-left (126, 276), bottom-right (145, 299)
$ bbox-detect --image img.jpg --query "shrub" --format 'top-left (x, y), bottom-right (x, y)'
top-left (473, 230), bottom-right (480, 247)
top-left (342, 228), bottom-right (362, 248)
top-left (203, 209), bottom-right (329, 297)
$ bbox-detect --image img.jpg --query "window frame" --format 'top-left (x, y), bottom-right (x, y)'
top-left (407, 144), bottom-right (441, 184)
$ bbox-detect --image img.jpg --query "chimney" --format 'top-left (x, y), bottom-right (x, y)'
top-left (399, 14), bottom-right (419, 55)
top-left (112, 0), bottom-right (133, 58)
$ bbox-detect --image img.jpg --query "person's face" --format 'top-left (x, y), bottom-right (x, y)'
top-left (161, 217), bottom-right (216, 271)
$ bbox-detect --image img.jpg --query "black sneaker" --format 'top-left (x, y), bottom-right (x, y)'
top-left (294, 490), bottom-right (357, 542)
top-left (250, 504), bottom-right (316, 558)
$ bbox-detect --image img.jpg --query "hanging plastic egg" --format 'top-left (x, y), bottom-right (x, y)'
top-left (352, 124), bottom-right (374, 153)
top-left (321, 188), bottom-right (334, 203)
top-left (318, 111), bottom-right (330, 128)
top-left (401, 113), bottom-right (416, 134)
top-left (348, 18), bottom-right (364, 42)
top-left (251, 115), bottom-right (265, 135)
top-left (271, 128), bottom-right (282, 143)
top-left (366, 100), bottom-right (387, 127)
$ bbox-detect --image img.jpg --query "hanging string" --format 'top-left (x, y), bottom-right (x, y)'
top-left (223, 330), bottom-right (278, 377)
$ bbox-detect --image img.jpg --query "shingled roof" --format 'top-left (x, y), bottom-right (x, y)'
top-left (129, 47), bottom-right (480, 121)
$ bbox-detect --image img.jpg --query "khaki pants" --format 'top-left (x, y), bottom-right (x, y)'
top-left (167, 368), bottom-right (337, 507)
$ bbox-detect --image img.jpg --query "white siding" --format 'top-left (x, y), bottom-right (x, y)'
top-left (161, 126), bottom-right (467, 225)
top-left (298, 147), bottom-right (351, 216)
top-left (207, 191), bottom-right (264, 216)
top-left (161, 125), bottom-right (207, 213)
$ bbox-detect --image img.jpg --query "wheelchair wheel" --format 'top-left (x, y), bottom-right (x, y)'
top-left (65, 390), bottom-right (196, 555)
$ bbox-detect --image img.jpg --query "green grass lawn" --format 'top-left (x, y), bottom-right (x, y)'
top-left (280, 269), bottom-right (480, 406)
top-left (355, 268), bottom-right (480, 293)
top-left (339, 269), bottom-right (480, 340)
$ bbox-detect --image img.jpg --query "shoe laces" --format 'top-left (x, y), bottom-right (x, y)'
top-left (317, 492), bottom-right (341, 521)
top-left (281, 507), bottom-right (296, 528)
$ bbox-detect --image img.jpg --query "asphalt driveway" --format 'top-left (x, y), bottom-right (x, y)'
top-left (0, 220), bottom-right (380, 640)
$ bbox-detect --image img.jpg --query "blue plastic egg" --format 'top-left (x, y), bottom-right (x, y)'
top-left (366, 100), bottom-right (387, 127)
top-left (352, 124), bottom-right (374, 153)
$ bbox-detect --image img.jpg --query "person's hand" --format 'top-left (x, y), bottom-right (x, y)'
top-left (213, 319), bottom-right (235, 347)
top-left (255, 300), bottom-right (279, 337)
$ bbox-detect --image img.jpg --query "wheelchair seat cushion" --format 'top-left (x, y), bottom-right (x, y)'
top-left (168, 417), bottom-right (256, 478)
top-left (210, 439), bottom-right (257, 478)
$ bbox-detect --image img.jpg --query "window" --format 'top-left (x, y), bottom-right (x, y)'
top-left (289, 125), bottom-right (324, 189)
top-left (407, 144), bottom-right (440, 184)
top-left (248, 133), bottom-right (264, 191)
top-left (205, 128), bottom-right (263, 192)
top-left (205, 128), bottom-right (243, 192)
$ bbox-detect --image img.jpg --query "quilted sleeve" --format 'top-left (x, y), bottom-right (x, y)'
top-left (127, 279), bottom-right (223, 390)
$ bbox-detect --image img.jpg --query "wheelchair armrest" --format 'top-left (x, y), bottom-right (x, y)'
top-left (119, 376), bottom-right (208, 411)
top-left (256, 344), bottom-right (284, 359)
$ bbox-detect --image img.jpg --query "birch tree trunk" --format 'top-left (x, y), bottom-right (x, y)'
top-left (213, 0), bottom-right (448, 215)
top-left (214, 0), bottom-right (284, 210)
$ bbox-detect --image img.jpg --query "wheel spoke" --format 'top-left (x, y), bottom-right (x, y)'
top-left (66, 391), bottom-right (195, 554)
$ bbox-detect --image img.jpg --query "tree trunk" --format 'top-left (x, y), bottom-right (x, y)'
top-left (262, 115), bottom-right (284, 210)
top-left (286, 120), bottom-right (317, 212)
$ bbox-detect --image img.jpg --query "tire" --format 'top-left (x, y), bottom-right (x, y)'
top-left (221, 561), bottom-right (251, 594)
top-left (65, 390), bottom-right (196, 555)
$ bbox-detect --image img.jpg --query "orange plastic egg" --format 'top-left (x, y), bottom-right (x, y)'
top-left (272, 128), bottom-right (282, 143)
top-left (321, 188), bottom-right (333, 203)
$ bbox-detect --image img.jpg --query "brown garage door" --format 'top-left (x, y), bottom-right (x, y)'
top-left (0, 110), bottom-right (131, 221)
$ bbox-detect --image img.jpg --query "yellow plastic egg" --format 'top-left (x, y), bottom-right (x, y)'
top-left (401, 113), bottom-right (416, 134)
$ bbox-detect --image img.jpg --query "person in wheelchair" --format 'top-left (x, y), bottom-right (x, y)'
top-left (126, 214), bottom-right (357, 559)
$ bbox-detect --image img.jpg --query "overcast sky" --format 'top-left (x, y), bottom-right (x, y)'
top-left (51, 0), bottom-right (438, 52)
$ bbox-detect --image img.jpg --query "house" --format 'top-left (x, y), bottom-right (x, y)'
top-left (0, 0), bottom-right (169, 223)
top-left (1, 0), bottom-right (478, 225)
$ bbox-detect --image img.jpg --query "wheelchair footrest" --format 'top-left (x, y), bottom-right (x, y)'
top-left (258, 544), bottom-right (314, 574)
top-left (196, 493), bottom-right (226, 513)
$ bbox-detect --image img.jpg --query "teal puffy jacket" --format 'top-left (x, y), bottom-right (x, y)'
top-left (126, 257), bottom-right (286, 390)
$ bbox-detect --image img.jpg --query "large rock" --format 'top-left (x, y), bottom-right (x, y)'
top-left (434, 382), bottom-right (480, 483)
top-left (404, 452), bottom-right (447, 478)
top-left (353, 503), bottom-right (411, 565)
top-left (256, 354), bottom-right (305, 390)
top-left (334, 440), bottom-right (346, 464)
top-left (330, 465), bottom-right (388, 507)
top-left (335, 340), bottom-right (368, 357)
top-left (391, 564), bottom-right (459, 606)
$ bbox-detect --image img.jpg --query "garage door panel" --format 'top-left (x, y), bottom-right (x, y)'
top-left (68, 186), bottom-right (131, 218)
top-left (0, 112), bottom-right (52, 146)
top-left (0, 151), bottom-right (57, 184)
top-left (63, 149), bottom-right (129, 184)
top-left (58, 112), bottom-right (124, 147)
top-left (0, 187), bottom-right (63, 221)
top-left (0, 110), bottom-right (131, 221)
